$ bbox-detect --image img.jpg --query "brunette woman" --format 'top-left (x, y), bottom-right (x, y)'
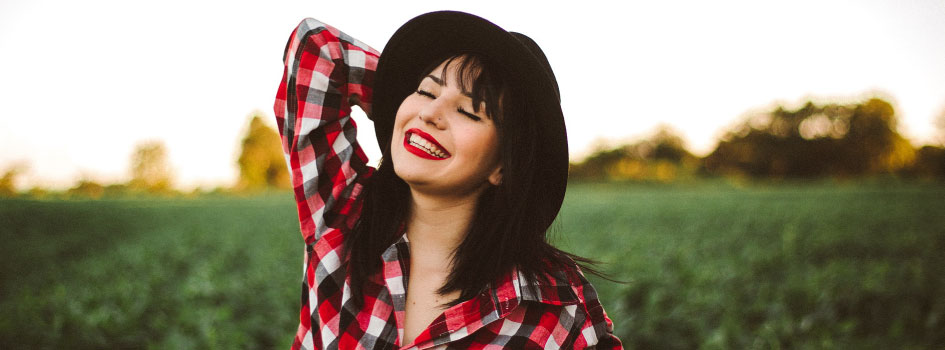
top-left (275, 11), bottom-right (622, 349)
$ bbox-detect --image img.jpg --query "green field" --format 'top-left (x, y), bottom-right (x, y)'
top-left (2, 183), bottom-right (944, 349)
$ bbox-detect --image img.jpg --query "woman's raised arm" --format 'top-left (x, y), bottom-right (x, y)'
top-left (274, 18), bottom-right (380, 244)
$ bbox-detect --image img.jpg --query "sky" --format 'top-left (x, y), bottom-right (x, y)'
top-left (2, 0), bottom-right (944, 190)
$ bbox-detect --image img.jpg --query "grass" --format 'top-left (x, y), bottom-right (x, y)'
top-left (2, 182), bottom-right (944, 349)
top-left (554, 182), bottom-right (945, 349)
top-left (0, 193), bottom-right (301, 349)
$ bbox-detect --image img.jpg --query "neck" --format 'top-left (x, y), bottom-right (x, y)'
top-left (404, 188), bottom-right (482, 265)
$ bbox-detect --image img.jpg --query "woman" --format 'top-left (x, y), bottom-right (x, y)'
top-left (275, 11), bottom-right (621, 349)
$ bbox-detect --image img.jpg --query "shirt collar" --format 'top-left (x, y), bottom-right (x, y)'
top-left (382, 233), bottom-right (581, 307)
top-left (382, 233), bottom-right (582, 348)
top-left (504, 264), bottom-right (582, 307)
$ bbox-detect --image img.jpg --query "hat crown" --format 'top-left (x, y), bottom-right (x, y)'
top-left (509, 32), bottom-right (560, 102)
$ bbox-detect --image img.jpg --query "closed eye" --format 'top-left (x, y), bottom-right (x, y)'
top-left (458, 108), bottom-right (482, 122)
top-left (416, 89), bottom-right (435, 99)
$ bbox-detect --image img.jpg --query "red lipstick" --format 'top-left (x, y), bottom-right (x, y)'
top-left (404, 128), bottom-right (451, 160)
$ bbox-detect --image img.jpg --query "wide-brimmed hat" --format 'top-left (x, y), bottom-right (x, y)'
top-left (372, 11), bottom-right (568, 228)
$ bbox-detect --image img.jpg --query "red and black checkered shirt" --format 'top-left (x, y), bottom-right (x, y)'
top-left (274, 18), bottom-right (622, 350)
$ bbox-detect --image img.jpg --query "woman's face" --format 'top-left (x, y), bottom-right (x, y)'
top-left (390, 57), bottom-right (502, 198)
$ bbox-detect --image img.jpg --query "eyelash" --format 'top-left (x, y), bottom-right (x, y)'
top-left (415, 89), bottom-right (482, 122)
top-left (416, 89), bottom-right (435, 99)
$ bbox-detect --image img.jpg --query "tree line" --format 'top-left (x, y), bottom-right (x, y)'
top-left (0, 113), bottom-right (290, 199)
top-left (572, 96), bottom-right (945, 182)
top-left (2, 95), bottom-right (944, 198)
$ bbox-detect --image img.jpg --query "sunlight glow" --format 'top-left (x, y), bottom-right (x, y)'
top-left (1, 0), bottom-right (943, 189)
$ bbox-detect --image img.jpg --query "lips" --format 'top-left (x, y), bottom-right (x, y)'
top-left (404, 128), bottom-right (451, 160)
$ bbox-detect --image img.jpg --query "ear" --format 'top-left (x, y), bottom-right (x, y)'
top-left (488, 166), bottom-right (503, 186)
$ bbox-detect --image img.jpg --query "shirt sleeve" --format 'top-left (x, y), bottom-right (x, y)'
top-left (572, 270), bottom-right (624, 349)
top-left (273, 18), bottom-right (380, 244)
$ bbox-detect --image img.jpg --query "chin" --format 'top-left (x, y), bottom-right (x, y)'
top-left (391, 155), bottom-right (425, 183)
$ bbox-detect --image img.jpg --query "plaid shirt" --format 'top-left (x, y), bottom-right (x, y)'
top-left (274, 18), bottom-right (622, 350)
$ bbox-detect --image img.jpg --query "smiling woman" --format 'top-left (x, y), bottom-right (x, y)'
top-left (274, 11), bottom-right (621, 349)
top-left (391, 56), bottom-right (503, 197)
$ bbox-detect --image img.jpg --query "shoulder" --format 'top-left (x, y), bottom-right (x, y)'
top-left (524, 254), bottom-right (595, 304)
top-left (520, 258), bottom-right (624, 349)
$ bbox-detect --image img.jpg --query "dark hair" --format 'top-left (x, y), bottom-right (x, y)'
top-left (345, 53), bottom-right (593, 306)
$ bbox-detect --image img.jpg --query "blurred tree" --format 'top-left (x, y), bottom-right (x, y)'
top-left (103, 183), bottom-right (131, 197)
top-left (571, 145), bottom-right (629, 180)
top-left (25, 186), bottom-right (49, 199)
top-left (842, 98), bottom-right (915, 173)
top-left (0, 163), bottom-right (28, 197)
top-left (67, 179), bottom-right (105, 199)
top-left (704, 97), bottom-right (915, 178)
top-left (129, 140), bottom-right (174, 193)
top-left (237, 114), bottom-right (290, 190)
top-left (646, 126), bottom-right (693, 163)
top-left (907, 146), bottom-right (945, 178)
top-left (571, 125), bottom-right (698, 182)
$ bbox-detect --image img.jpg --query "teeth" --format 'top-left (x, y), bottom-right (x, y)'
top-left (408, 133), bottom-right (448, 158)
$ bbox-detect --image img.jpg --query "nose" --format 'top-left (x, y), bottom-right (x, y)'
top-left (418, 99), bottom-right (447, 130)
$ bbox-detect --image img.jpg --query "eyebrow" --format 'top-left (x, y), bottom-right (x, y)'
top-left (425, 74), bottom-right (474, 98)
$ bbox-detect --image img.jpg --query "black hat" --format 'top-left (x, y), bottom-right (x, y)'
top-left (372, 11), bottom-right (568, 228)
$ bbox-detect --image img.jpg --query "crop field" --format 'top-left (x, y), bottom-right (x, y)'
top-left (2, 182), bottom-right (944, 349)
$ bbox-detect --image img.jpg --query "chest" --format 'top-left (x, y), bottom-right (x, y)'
top-left (304, 233), bottom-right (582, 349)
top-left (402, 264), bottom-right (460, 345)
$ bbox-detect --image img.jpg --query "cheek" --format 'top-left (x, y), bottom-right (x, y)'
top-left (394, 99), bottom-right (413, 126)
top-left (391, 99), bottom-right (415, 144)
top-left (461, 127), bottom-right (500, 163)
top-left (485, 136), bottom-right (501, 165)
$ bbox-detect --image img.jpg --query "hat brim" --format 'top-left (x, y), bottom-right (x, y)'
top-left (372, 11), bottom-right (568, 226)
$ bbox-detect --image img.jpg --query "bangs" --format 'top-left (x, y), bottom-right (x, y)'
top-left (422, 54), bottom-right (508, 122)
